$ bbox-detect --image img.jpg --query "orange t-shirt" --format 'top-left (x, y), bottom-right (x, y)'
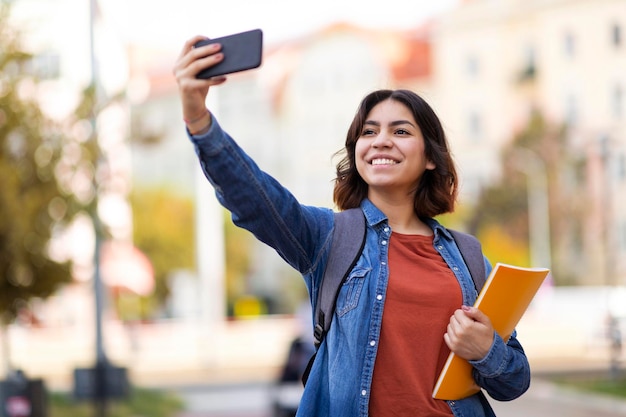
top-left (369, 232), bottom-right (462, 416)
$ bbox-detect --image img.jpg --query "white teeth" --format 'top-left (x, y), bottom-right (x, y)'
top-left (371, 158), bottom-right (397, 165)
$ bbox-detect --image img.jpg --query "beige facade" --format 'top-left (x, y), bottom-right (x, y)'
top-left (431, 0), bottom-right (626, 284)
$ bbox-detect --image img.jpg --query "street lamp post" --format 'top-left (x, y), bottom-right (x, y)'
top-left (88, 1), bottom-right (112, 415)
top-left (599, 135), bottom-right (620, 379)
top-left (513, 148), bottom-right (552, 271)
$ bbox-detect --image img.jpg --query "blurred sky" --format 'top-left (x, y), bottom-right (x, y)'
top-left (101, 0), bottom-right (460, 50)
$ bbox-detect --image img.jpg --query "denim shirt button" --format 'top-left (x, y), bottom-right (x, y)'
top-left (437, 245), bottom-right (444, 250)
top-left (370, 340), bottom-right (376, 346)
top-left (361, 390), bottom-right (367, 396)
top-left (384, 227), bottom-right (390, 233)
top-left (381, 240), bottom-right (387, 245)
top-left (376, 294), bottom-right (383, 300)
top-left (453, 266), bottom-right (459, 271)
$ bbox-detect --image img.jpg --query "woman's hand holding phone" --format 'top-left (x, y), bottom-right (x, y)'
top-left (174, 29), bottom-right (263, 134)
top-left (173, 35), bottom-right (227, 135)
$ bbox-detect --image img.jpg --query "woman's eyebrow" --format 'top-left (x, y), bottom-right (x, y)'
top-left (364, 120), bottom-right (416, 127)
top-left (390, 120), bottom-right (416, 128)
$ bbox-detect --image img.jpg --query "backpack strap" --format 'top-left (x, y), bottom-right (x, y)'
top-left (302, 208), bottom-right (366, 386)
top-left (449, 229), bottom-right (487, 292)
top-left (313, 208), bottom-right (367, 348)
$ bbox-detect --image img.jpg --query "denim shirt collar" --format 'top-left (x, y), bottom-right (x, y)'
top-left (360, 198), bottom-right (452, 239)
top-left (359, 199), bottom-right (387, 228)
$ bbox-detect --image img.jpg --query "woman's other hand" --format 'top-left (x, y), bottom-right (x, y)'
top-left (444, 305), bottom-right (495, 361)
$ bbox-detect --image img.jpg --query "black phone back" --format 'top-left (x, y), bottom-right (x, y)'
top-left (194, 29), bottom-right (263, 79)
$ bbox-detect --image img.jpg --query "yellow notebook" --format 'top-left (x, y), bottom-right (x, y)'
top-left (432, 263), bottom-right (550, 400)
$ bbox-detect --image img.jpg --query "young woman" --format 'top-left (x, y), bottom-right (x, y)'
top-left (173, 36), bottom-right (530, 417)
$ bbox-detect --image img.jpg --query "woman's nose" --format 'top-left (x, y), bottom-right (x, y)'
top-left (372, 132), bottom-right (392, 148)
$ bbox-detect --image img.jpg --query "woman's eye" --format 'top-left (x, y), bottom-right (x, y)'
top-left (395, 129), bottom-right (410, 135)
top-left (361, 129), bottom-right (375, 136)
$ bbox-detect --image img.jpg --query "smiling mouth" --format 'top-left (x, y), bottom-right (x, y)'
top-left (371, 158), bottom-right (398, 165)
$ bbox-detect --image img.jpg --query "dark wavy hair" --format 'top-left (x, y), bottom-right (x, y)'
top-left (333, 89), bottom-right (458, 218)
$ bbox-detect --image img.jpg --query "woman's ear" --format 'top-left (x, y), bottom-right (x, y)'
top-left (426, 160), bottom-right (436, 170)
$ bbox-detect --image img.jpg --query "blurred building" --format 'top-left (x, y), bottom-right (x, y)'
top-left (431, 0), bottom-right (626, 284)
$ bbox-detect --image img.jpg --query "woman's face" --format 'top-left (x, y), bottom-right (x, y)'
top-left (355, 98), bottom-right (435, 200)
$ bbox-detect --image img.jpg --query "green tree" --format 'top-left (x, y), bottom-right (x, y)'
top-left (223, 212), bottom-right (254, 308)
top-left (129, 188), bottom-right (194, 311)
top-left (468, 110), bottom-right (586, 284)
top-left (0, 5), bottom-right (88, 325)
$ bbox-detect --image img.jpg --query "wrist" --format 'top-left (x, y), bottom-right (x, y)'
top-left (185, 109), bottom-right (211, 135)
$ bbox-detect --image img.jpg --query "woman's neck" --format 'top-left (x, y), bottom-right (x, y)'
top-left (369, 193), bottom-right (432, 236)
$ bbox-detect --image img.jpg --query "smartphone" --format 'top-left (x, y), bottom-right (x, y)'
top-left (194, 29), bottom-right (263, 79)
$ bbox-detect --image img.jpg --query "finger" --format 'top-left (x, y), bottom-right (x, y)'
top-left (175, 53), bottom-right (225, 91)
top-left (452, 308), bottom-right (473, 326)
top-left (449, 311), bottom-right (475, 340)
top-left (444, 323), bottom-right (465, 352)
top-left (177, 46), bottom-right (225, 79)
top-left (177, 35), bottom-right (209, 60)
top-left (190, 52), bottom-right (225, 77)
top-left (445, 319), bottom-right (460, 343)
top-left (461, 305), bottom-right (492, 326)
top-left (174, 37), bottom-right (223, 81)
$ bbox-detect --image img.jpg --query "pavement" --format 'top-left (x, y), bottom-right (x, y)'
top-left (490, 377), bottom-right (626, 417)
top-left (32, 344), bottom-right (626, 416)
top-left (151, 359), bottom-right (626, 417)
top-left (166, 376), bottom-right (626, 417)
top-left (11, 310), bottom-right (626, 416)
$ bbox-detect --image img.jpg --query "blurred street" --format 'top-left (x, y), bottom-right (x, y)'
top-left (166, 376), bottom-right (626, 417)
top-left (8, 296), bottom-right (626, 417)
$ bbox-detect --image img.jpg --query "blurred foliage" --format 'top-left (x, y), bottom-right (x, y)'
top-left (128, 188), bottom-right (194, 313)
top-left (223, 211), bottom-right (254, 309)
top-left (49, 388), bottom-right (183, 417)
top-left (479, 224), bottom-right (529, 267)
top-left (552, 373), bottom-right (626, 400)
top-left (439, 203), bottom-right (528, 268)
top-left (0, 4), bottom-right (90, 323)
top-left (468, 110), bottom-right (586, 284)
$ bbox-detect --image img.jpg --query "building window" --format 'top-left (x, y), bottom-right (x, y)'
top-left (612, 23), bottom-right (622, 48)
top-left (564, 31), bottom-right (576, 58)
top-left (612, 84), bottom-right (624, 119)
top-left (466, 54), bottom-right (479, 78)
top-left (620, 222), bottom-right (626, 252)
top-left (565, 94), bottom-right (578, 126)
top-left (618, 152), bottom-right (626, 182)
top-left (468, 110), bottom-right (482, 141)
top-left (519, 44), bottom-right (537, 81)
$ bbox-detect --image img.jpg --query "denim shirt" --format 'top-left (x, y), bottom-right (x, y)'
top-left (189, 116), bottom-right (530, 417)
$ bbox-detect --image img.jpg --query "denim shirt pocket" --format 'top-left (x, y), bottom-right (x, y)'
top-left (336, 266), bottom-right (371, 316)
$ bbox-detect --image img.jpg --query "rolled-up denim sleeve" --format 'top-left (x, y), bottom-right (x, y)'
top-left (470, 330), bottom-right (531, 401)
